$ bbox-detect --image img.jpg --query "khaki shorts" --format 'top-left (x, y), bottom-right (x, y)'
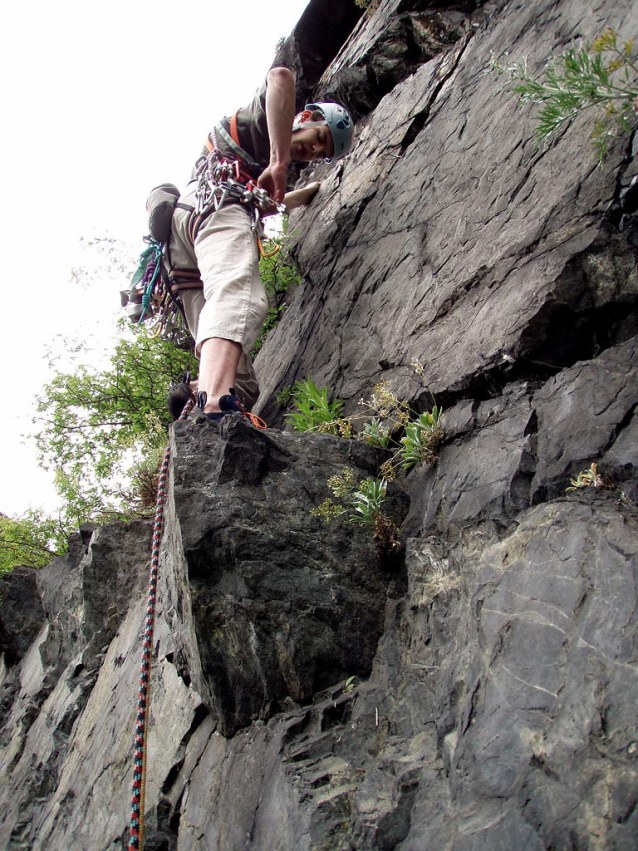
top-left (179, 288), bottom-right (260, 409)
top-left (169, 185), bottom-right (267, 409)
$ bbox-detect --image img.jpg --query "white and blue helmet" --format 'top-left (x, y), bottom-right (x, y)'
top-left (299, 102), bottom-right (354, 161)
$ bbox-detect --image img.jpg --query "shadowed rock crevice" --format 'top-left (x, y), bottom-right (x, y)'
top-left (319, 1), bottom-right (481, 120)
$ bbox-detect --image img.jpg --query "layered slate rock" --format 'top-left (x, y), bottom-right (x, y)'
top-left (405, 335), bottom-right (638, 535)
top-left (0, 521), bottom-right (154, 850)
top-left (255, 0), bottom-right (638, 426)
top-left (1, 0), bottom-right (638, 848)
top-left (158, 495), bottom-right (638, 851)
top-left (272, 0), bottom-right (364, 110)
top-left (164, 416), bottom-right (408, 737)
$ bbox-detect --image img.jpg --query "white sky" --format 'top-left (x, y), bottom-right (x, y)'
top-left (0, 0), bottom-right (311, 518)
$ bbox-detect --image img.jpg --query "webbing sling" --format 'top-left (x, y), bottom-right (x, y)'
top-left (206, 112), bottom-right (260, 169)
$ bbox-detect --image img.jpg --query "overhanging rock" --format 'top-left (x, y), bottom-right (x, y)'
top-left (162, 417), bottom-right (409, 737)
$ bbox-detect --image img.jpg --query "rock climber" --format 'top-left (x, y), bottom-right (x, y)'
top-left (167, 67), bottom-right (354, 422)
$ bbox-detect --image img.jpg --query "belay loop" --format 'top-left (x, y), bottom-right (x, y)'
top-left (127, 397), bottom-right (194, 851)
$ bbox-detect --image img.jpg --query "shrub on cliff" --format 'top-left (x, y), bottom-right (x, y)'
top-left (32, 322), bottom-right (193, 534)
top-left (0, 511), bottom-right (64, 575)
top-left (492, 28), bottom-right (638, 160)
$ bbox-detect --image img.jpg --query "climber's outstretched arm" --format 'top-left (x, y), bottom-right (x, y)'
top-left (283, 182), bottom-right (321, 212)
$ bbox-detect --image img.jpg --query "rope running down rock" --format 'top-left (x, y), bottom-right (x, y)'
top-left (127, 398), bottom-right (194, 850)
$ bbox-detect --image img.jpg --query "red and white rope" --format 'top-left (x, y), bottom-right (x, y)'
top-left (128, 399), bottom-right (193, 850)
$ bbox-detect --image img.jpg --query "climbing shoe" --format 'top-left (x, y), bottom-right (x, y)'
top-left (198, 390), bottom-right (267, 429)
top-left (168, 372), bottom-right (195, 421)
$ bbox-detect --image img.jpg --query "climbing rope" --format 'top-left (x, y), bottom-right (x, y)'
top-left (127, 398), bottom-right (194, 851)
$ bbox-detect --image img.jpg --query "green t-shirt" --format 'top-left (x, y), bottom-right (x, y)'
top-left (194, 82), bottom-right (271, 178)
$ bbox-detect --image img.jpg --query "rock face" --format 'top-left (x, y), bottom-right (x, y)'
top-left (1, 0), bottom-right (638, 848)
top-left (163, 417), bottom-right (408, 737)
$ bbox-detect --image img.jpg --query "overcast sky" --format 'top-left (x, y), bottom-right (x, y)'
top-left (0, 0), bottom-right (312, 518)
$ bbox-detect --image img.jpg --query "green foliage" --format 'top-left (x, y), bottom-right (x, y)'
top-left (33, 322), bottom-right (194, 532)
top-left (343, 675), bottom-right (356, 693)
top-left (350, 478), bottom-right (388, 526)
top-left (361, 417), bottom-right (393, 449)
top-left (327, 468), bottom-right (359, 499)
top-left (491, 29), bottom-right (638, 160)
top-left (275, 386), bottom-right (293, 407)
top-left (311, 467), bottom-right (399, 560)
top-left (399, 408), bottom-right (444, 470)
top-left (286, 378), bottom-right (346, 435)
top-left (252, 226), bottom-right (301, 358)
top-left (354, 0), bottom-right (380, 11)
top-left (293, 367), bottom-right (443, 557)
top-left (566, 462), bottom-right (605, 491)
top-left (311, 468), bottom-right (387, 528)
top-left (0, 511), bottom-right (64, 576)
top-left (284, 371), bottom-right (444, 476)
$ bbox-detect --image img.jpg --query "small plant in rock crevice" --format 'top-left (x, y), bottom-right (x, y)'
top-left (285, 362), bottom-right (444, 479)
top-left (491, 28), bottom-right (638, 161)
top-left (354, 0), bottom-right (380, 12)
top-left (565, 462), bottom-right (634, 506)
top-left (311, 470), bottom-right (399, 560)
top-left (285, 377), bottom-right (350, 436)
top-left (251, 225), bottom-right (301, 358)
top-left (566, 462), bottom-right (607, 491)
top-left (298, 360), bottom-right (443, 558)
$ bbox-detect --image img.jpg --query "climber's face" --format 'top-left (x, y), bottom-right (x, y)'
top-left (290, 113), bottom-right (334, 162)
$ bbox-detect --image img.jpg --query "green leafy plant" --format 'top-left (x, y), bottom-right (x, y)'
top-left (33, 322), bottom-right (194, 534)
top-left (285, 378), bottom-right (347, 435)
top-left (252, 225), bottom-right (301, 358)
top-left (0, 511), bottom-right (65, 576)
top-left (290, 364), bottom-right (444, 558)
top-left (311, 469), bottom-right (387, 527)
top-left (311, 468), bottom-right (398, 559)
top-left (566, 462), bottom-right (605, 491)
top-left (399, 408), bottom-right (444, 470)
top-left (275, 386), bottom-right (292, 406)
top-left (354, 0), bottom-right (380, 12)
top-left (565, 462), bottom-right (635, 506)
top-left (285, 366), bottom-right (444, 474)
top-left (361, 417), bottom-right (392, 449)
top-left (350, 478), bottom-right (388, 526)
top-left (491, 28), bottom-right (638, 160)
top-left (343, 675), bottom-right (356, 694)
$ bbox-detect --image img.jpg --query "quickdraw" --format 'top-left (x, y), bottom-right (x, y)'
top-left (137, 239), bottom-right (163, 324)
top-left (123, 238), bottom-right (191, 347)
top-left (127, 398), bottom-right (194, 851)
top-left (194, 127), bottom-right (285, 259)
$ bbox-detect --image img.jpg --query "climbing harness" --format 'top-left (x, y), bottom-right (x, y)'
top-left (127, 397), bottom-right (193, 851)
top-left (193, 124), bottom-right (285, 259)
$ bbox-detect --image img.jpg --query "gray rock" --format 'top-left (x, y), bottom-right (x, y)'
top-left (405, 336), bottom-right (638, 536)
top-left (255, 0), bottom-right (638, 425)
top-left (0, 568), bottom-right (46, 669)
top-left (164, 417), bottom-right (409, 736)
top-left (2, 0), bottom-right (638, 848)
